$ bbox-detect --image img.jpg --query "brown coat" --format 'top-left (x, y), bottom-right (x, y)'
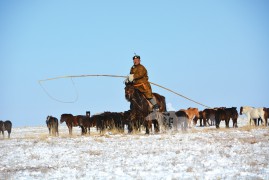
top-left (130, 64), bottom-right (153, 99)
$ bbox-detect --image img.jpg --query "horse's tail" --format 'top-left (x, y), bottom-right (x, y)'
top-left (153, 93), bottom-right (167, 112)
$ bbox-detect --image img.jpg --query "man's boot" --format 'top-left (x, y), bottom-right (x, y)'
top-left (149, 98), bottom-right (160, 112)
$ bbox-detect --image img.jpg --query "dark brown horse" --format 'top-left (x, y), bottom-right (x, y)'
top-left (77, 111), bottom-right (92, 135)
top-left (0, 120), bottom-right (12, 138)
top-left (60, 114), bottom-right (85, 135)
top-left (125, 83), bottom-right (166, 134)
top-left (224, 107), bottom-right (238, 128)
top-left (91, 111), bottom-right (125, 134)
top-left (46, 116), bottom-right (59, 136)
top-left (193, 111), bottom-right (204, 126)
top-left (215, 108), bottom-right (229, 128)
top-left (215, 107), bottom-right (238, 128)
top-left (202, 108), bottom-right (216, 126)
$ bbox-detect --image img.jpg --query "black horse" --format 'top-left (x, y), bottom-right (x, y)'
top-left (125, 82), bottom-right (166, 134)
top-left (0, 120), bottom-right (12, 138)
top-left (46, 116), bottom-right (59, 136)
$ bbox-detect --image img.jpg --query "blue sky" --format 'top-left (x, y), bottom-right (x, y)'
top-left (1, 0), bottom-right (269, 127)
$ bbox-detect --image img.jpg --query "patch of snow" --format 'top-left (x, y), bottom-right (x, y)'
top-left (0, 118), bottom-right (269, 179)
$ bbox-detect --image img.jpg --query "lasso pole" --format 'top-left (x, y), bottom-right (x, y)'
top-left (38, 74), bottom-right (127, 82)
top-left (38, 74), bottom-right (211, 108)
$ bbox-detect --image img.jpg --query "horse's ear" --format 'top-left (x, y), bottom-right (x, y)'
top-left (125, 81), bottom-right (133, 86)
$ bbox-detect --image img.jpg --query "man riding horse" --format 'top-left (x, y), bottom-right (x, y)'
top-left (126, 54), bottom-right (160, 112)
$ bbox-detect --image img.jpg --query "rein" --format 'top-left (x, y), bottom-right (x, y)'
top-left (38, 74), bottom-right (211, 108)
top-left (131, 90), bottom-right (145, 111)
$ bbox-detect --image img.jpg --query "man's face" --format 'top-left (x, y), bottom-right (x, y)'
top-left (133, 58), bottom-right (140, 65)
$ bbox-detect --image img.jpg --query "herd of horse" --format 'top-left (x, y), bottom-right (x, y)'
top-left (45, 83), bottom-right (269, 136)
top-left (1, 83), bottom-right (267, 138)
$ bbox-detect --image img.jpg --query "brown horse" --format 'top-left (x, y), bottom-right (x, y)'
top-left (60, 114), bottom-right (85, 135)
top-left (215, 107), bottom-right (238, 128)
top-left (193, 111), bottom-right (204, 126)
top-left (77, 111), bottom-right (94, 135)
top-left (215, 108), bottom-right (229, 128)
top-left (202, 108), bottom-right (216, 126)
top-left (0, 120), bottom-right (12, 138)
top-left (224, 107), bottom-right (238, 128)
top-left (125, 82), bottom-right (166, 134)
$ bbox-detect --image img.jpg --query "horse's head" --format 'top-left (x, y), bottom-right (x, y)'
top-left (60, 114), bottom-right (67, 124)
top-left (239, 106), bottom-right (243, 115)
top-left (124, 82), bottom-right (135, 102)
top-left (46, 116), bottom-right (50, 126)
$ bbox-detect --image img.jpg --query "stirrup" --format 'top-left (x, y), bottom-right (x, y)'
top-left (153, 105), bottom-right (160, 112)
top-left (153, 108), bottom-right (159, 112)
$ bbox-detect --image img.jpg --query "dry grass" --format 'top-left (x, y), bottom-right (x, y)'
top-left (93, 137), bottom-right (104, 143)
top-left (238, 125), bottom-right (268, 131)
top-left (88, 150), bottom-right (102, 156)
top-left (186, 167), bottom-right (194, 172)
top-left (238, 125), bottom-right (255, 131)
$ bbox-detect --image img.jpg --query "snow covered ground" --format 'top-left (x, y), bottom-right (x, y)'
top-left (0, 117), bottom-right (269, 180)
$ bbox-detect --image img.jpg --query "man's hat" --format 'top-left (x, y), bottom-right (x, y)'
top-left (133, 54), bottom-right (140, 60)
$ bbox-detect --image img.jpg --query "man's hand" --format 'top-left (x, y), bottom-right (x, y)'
top-left (128, 74), bottom-right (134, 82)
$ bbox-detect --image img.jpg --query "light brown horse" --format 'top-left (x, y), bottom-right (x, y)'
top-left (180, 107), bottom-right (199, 128)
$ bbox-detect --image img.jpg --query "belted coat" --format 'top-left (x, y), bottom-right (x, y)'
top-left (130, 64), bottom-right (153, 99)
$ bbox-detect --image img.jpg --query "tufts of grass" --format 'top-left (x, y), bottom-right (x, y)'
top-left (88, 150), bottom-right (102, 156)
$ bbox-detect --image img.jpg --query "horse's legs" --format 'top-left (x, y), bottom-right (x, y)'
top-left (260, 117), bottom-right (265, 126)
top-left (208, 118), bottom-right (211, 126)
top-left (225, 119), bottom-right (229, 128)
top-left (249, 117), bottom-right (253, 126)
top-left (233, 118), bottom-right (238, 128)
top-left (203, 118), bottom-right (208, 127)
top-left (199, 118), bottom-right (203, 127)
top-left (188, 118), bottom-right (191, 128)
top-left (80, 126), bottom-right (85, 135)
top-left (69, 125), bottom-right (72, 135)
top-left (145, 121), bottom-right (151, 134)
top-left (154, 120), bottom-right (160, 133)
top-left (215, 118), bottom-right (220, 129)
top-left (145, 127), bottom-right (150, 134)
top-left (253, 118), bottom-right (257, 126)
top-left (128, 121), bottom-right (133, 133)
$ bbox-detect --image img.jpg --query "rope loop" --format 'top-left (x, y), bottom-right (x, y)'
top-left (38, 74), bottom-right (211, 108)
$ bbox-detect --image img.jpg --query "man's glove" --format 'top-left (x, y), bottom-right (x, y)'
top-left (128, 74), bottom-right (134, 82)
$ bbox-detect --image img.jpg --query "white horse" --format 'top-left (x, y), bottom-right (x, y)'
top-left (240, 106), bottom-right (265, 126)
top-left (145, 111), bottom-right (188, 133)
